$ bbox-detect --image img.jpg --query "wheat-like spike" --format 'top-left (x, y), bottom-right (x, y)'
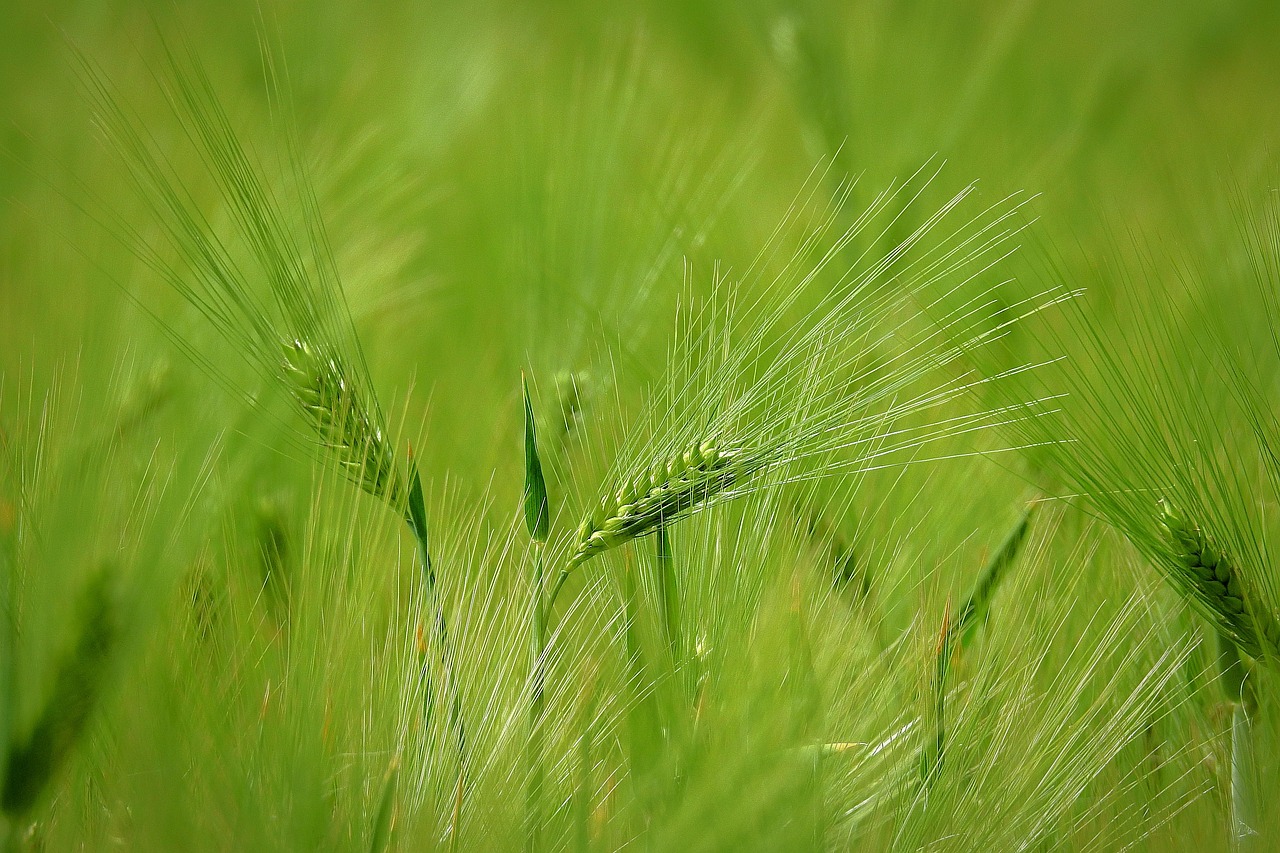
top-left (281, 338), bottom-right (404, 506)
top-left (568, 442), bottom-right (762, 567)
top-left (2, 571), bottom-right (114, 817)
top-left (1157, 500), bottom-right (1280, 658)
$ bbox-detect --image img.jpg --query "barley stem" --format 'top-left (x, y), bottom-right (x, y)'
top-left (369, 756), bottom-right (399, 853)
top-left (953, 502), bottom-right (1036, 649)
top-left (1218, 633), bottom-right (1257, 850)
top-left (920, 603), bottom-right (951, 790)
top-left (0, 534), bottom-right (12, 815)
top-left (574, 701), bottom-right (593, 853)
top-left (2, 572), bottom-right (114, 817)
top-left (522, 376), bottom-right (552, 851)
top-left (547, 569), bottom-right (570, 617)
top-left (405, 464), bottom-right (466, 793)
top-left (526, 543), bottom-right (547, 853)
top-left (655, 523), bottom-right (681, 670)
top-left (619, 559), bottom-right (660, 803)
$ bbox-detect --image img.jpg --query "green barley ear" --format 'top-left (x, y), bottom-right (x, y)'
top-left (2, 569), bottom-right (115, 818)
top-left (74, 35), bottom-right (411, 520)
top-left (920, 601), bottom-right (952, 789)
top-left (282, 338), bottom-right (405, 507)
top-left (954, 501), bottom-right (1037, 649)
top-left (568, 443), bottom-right (762, 568)
top-left (254, 496), bottom-right (290, 615)
top-left (547, 443), bottom-right (763, 608)
top-left (522, 374), bottom-right (550, 543)
top-left (1157, 500), bottom-right (1280, 659)
top-left (1158, 502), bottom-right (1267, 846)
top-left (553, 369), bottom-right (594, 442)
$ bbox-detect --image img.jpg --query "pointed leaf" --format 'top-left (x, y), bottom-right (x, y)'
top-left (522, 375), bottom-right (550, 542)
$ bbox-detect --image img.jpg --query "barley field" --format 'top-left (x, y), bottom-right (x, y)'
top-left (2, 1), bottom-right (1280, 850)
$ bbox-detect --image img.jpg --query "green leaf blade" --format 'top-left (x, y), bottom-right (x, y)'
top-left (522, 375), bottom-right (550, 543)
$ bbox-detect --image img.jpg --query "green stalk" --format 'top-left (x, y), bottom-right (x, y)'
top-left (522, 375), bottom-right (552, 852)
top-left (369, 756), bottom-right (399, 853)
top-left (547, 570), bottom-right (570, 616)
top-left (405, 464), bottom-right (466, 797)
top-left (526, 543), bottom-right (547, 853)
top-left (0, 531), bottom-right (11, 850)
top-left (1217, 633), bottom-right (1256, 849)
top-left (2, 571), bottom-right (114, 818)
top-left (575, 702), bottom-right (593, 853)
top-left (655, 524), bottom-right (680, 669)
top-left (619, 559), bottom-right (658, 795)
top-left (920, 605), bottom-right (951, 790)
top-left (0, 533), bottom-right (12, 806)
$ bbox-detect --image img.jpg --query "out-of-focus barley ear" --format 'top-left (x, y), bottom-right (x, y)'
top-left (2, 568), bottom-right (115, 818)
top-left (98, 361), bottom-right (173, 453)
top-left (553, 369), bottom-right (594, 444)
top-left (920, 600), bottom-right (952, 790)
top-left (282, 338), bottom-right (406, 508)
top-left (254, 496), bottom-right (290, 616)
top-left (1157, 500), bottom-right (1280, 660)
top-left (954, 501), bottom-right (1037, 649)
top-left (369, 755), bottom-right (399, 853)
top-left (801, 508), bottom-right (870, 604)
top-left (917, 504), bottom-right (1036, 792)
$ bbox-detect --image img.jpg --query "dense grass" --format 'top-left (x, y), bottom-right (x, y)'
top-left (2, 1), bottom-right (1279, 849)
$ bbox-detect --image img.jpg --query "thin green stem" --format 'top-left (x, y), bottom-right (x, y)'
top-left (526, 543), bottom-right (547, 852)
top-left (655, 524), bottom-right (680, 668)
top-left (921, 606), bottom-right (952, 790)
top-left (0, 532), bottom-right (12, 814)
top-left (1217, 632), bottom-right (1256, 850)
top-left (547, 570), bottom-right (570, 618)
top-left (619, 559), bottom-right (657, 793)
top-left (404, 466), bottom-right (466, 789)
top-left (575, 712), bottom-right (593, 853)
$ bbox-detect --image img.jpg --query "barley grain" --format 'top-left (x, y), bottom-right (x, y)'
top-left (282, 338), bottom-right (404, 506)
top-left (1158, 500), bottom-right (1280, 658)
top-left (568, 443), bottom-right (760, 568)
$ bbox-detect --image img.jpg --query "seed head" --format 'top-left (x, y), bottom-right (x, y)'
top-left (568, 442), bottom-right (758, 567)
top-left (1157, 500), bottom-right (1280, 658)
top-left (281, 338), bottom-right (403, 506)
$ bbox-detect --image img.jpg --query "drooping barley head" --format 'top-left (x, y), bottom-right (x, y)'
top-left (1157, 500), bottom-right (1280, 659)
top-left (282, 338), bottom-right (404, 507)
top-left (568, 442), bottom-right (762, 567)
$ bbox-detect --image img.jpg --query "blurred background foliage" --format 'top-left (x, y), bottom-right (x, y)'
top-left (2, 0), bottom-right (1280, 850)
